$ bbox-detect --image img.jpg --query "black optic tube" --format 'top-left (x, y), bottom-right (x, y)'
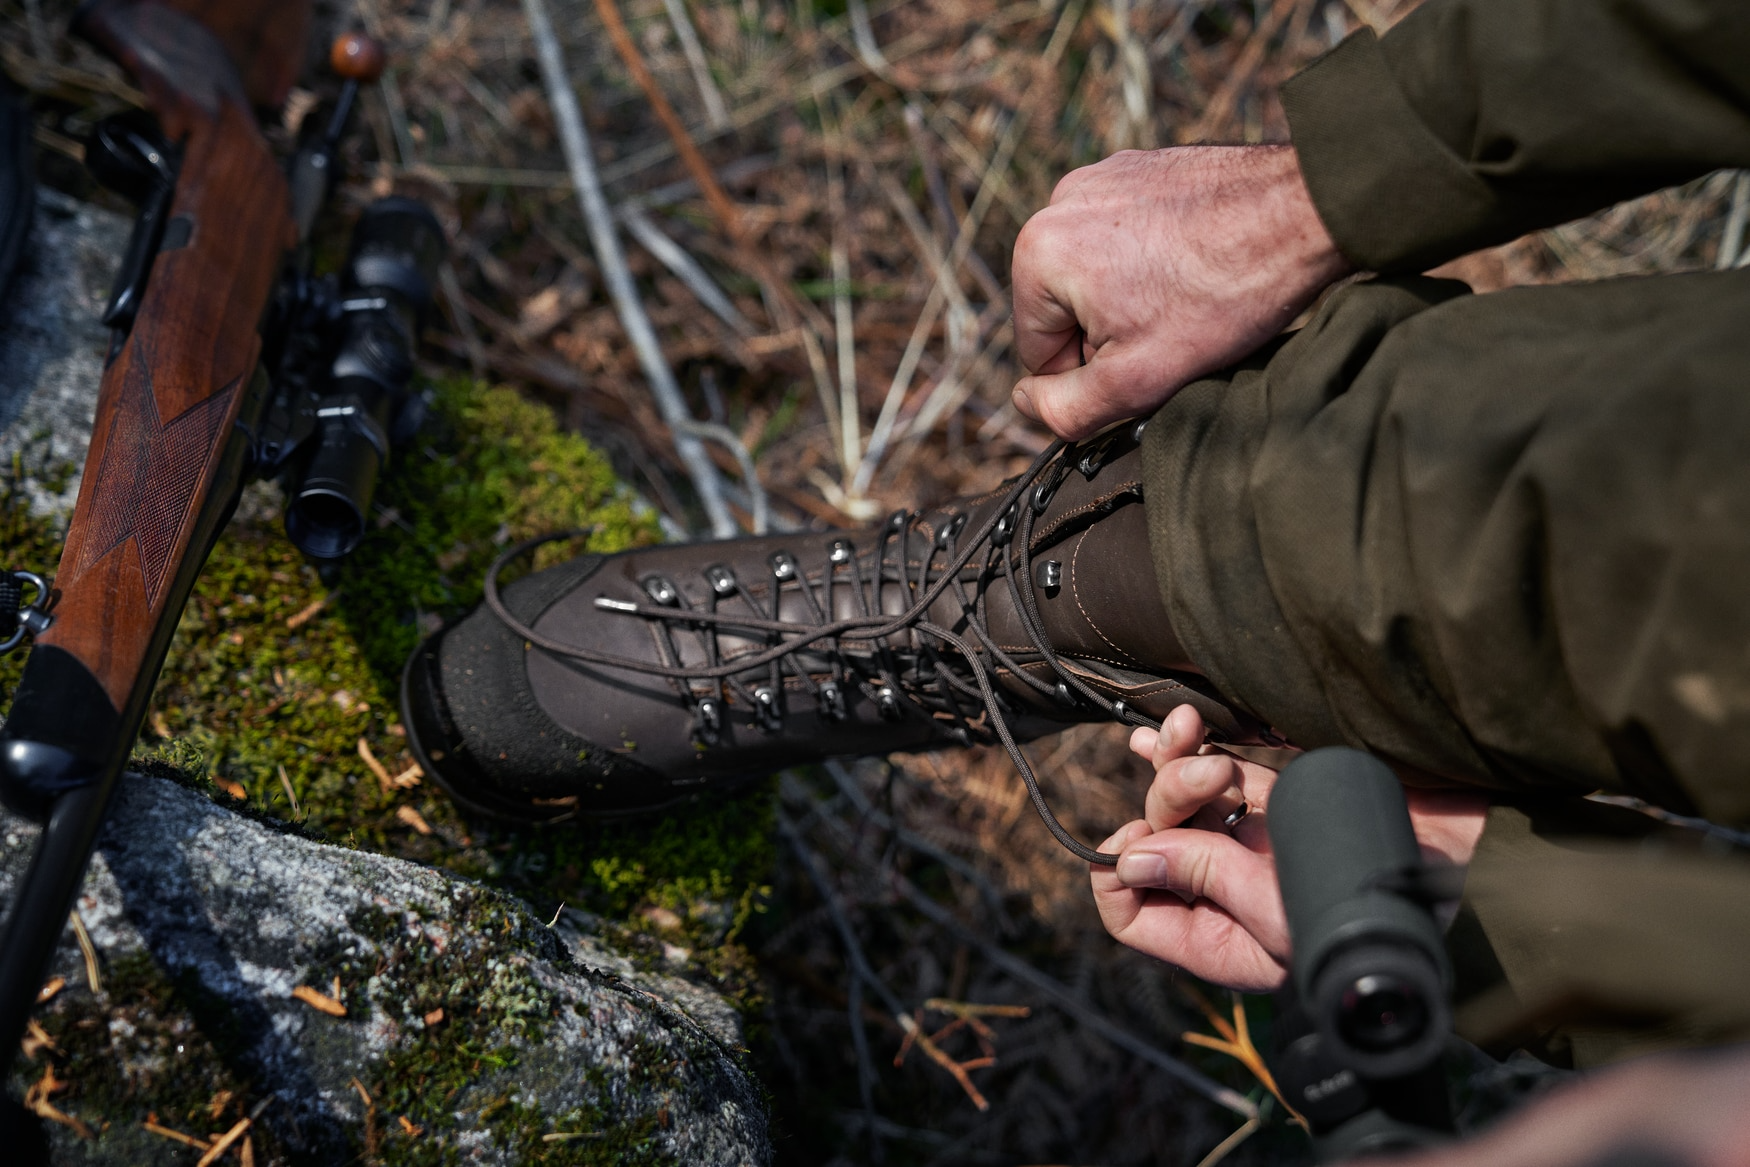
top-left (285, 197), bottom-right (444, 559)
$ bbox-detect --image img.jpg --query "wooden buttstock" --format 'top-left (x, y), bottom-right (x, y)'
top-left (32, 2), bottom-right (296, 721)
top-left (78, 0), bottom-right (313, 115)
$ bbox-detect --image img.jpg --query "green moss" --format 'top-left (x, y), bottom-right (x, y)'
top-left (142, 375), bottom-right (658, 856)
top-left (1, 378), bottom-right (775, 1154)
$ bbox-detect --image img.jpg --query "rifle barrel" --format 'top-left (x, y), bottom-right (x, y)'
top-left (0, 782), bottom-right (113, 1060)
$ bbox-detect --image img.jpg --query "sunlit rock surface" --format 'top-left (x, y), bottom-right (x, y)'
top-left (1, 771), bottom-right (769, 1164)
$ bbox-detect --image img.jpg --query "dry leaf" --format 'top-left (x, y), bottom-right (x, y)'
top-left (21, 1018), bottom-right (57, 1059)
top-left (292, 985), bottom-right (347, 1017)
top-left (396, 805), bottom-right (434, 836)
top-left (359, 738), bottom-right (395, 794)
top-left (25, 1065), bottom-right (91, 1138)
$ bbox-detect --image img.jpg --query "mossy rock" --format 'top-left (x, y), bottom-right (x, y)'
top-left (0, 197), bottom-right (776, 1163)
top-left (0, 770), bottom-right (770, 1165)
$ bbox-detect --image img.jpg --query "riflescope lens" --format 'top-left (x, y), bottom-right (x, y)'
top-left (1338, 972), bottom-right (1430, 1052)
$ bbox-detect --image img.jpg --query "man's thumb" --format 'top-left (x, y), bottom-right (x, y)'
top-left (1012, 364), bottom-right (1109, 442)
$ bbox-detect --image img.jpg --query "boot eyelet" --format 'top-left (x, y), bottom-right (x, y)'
top-left (992, 504), bottom-right (1017, 547)
top-left (875, 685), bottom-right (902, 721)
top-left (818, 681), bottom-right (846, 722)
top-left (643, 576), bottom-right (681, 606)
top-left (1131, 417), bottom-right (1149, 445)
top-left (885, 510), bottom-right (910, 534)
top-left (1077, 436), bottom-right (1115, 479)
top-left (768, 551), bottom-right (798, 582)
top-left (1031, 476), bottom-right (1058, 514)
top-left (828, 539), bottom-right (855, 565)
top-left (1032, 459), bottom-right (1071, 514)
top-left (753, 686), bottom-right (782, 732)
top-left (695, 697), bottom-right (724, 745)
top-left (1053, 682), bottom-right (1073, 706)
top-left (704, 564), bottom-right (737, 597)
top-left (1035, 559), bottom-right (1062, 596)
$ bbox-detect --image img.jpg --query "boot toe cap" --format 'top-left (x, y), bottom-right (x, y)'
top-left (400, 552), bottom-right (703, 820)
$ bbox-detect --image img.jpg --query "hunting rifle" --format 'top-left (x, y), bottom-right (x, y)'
top-left (0, 0), bottom-right (444, 1138)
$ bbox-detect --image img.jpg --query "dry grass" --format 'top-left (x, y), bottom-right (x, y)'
top-left (5, 0), bottom-right (1743, 1161)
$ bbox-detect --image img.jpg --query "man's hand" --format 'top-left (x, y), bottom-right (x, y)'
top-left (1011, 145), bottom-right (1352, 440)
top-left (1383, 1046), bottom-right (1750, 1167)
top-left (1092, 706), bottom-right (1489, 992)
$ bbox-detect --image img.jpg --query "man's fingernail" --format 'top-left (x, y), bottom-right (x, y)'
top-left (1117, 853), bottom-right (1169, 886)
top-left (1012, 386), bottom-right (1035, 417)
top-left (1187, 755), bottom-right (1229, 787)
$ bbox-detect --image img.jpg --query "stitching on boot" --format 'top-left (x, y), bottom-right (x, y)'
top-left (1029, 480), bottom-right (1143, 549)
top-left (993, 639), bottom-right (1148, 673)
top-left (1068, 528), bottom-right (1144, 669)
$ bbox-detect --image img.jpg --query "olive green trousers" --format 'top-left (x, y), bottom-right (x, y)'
top-left (1142, 269), bottom-right (1750, 1066)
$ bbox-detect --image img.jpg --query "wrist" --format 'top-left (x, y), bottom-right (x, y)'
top-left (1269, 145), bottom-right (1354, 289)
top-left (1405, 788), bottom-right (1490, 867)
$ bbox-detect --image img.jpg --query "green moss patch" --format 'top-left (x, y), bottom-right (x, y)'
top-left (2, 378), bottom-right (775, 1159)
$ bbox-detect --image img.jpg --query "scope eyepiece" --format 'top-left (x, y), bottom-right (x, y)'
top-left (1266, 747), bottom-right (1459, 1158)
top-left (1319, 941), bottom-right (1447, 1077)
top-left (283, 197), bottom-right (444, 560)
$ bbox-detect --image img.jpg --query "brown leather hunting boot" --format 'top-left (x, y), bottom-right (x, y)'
top-left (401, 422), bottom-right (1263, 851)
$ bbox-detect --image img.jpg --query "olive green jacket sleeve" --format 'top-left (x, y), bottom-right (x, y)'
top-left (1141, 268), bottom-right (1750, 1066)
top-left (1281, 0), bottom-right (1750, 271)
top-left (1452, 802), bottom-right (1750, 1068)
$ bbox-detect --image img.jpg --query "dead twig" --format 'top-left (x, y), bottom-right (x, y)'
top-left (659, 0), bottom-right (730, 130)
top-left (522, 0), bottom-right (737, 537)
top-left (69, 909), bottom-right (100, 994)
top-left (144, 1115), bottom-right (211, 1151)
top-left (196, 1098), bottom-right (271, 1167)
top-left (26, 1065), bottom-right (92, 1138)
top-left (618, 204), bottom-right (755, 337)
top-left (883, 852), bottom-right (1258, 1118)
top-left (592, 0), bottom-right (746, 245)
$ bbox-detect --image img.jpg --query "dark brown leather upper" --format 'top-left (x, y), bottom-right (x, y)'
top-left (412, 427), bottom-right (1253, 818)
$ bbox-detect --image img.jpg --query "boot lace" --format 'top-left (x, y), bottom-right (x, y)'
top-left (484, 435), bottom-right (1165, 865)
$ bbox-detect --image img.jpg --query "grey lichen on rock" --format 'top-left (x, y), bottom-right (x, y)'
top-left (2, 770), bottom-right (770, 1164)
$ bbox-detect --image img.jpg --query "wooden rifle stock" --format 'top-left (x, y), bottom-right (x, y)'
top-left (0, 0), bottom-right (308, 1076)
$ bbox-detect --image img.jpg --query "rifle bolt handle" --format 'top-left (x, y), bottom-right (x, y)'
top-left (331, 33), bottom-right (387, 83)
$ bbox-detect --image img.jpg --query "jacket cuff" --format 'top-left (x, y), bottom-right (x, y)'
top-left (1282, 31), bottom-right (1497, 273)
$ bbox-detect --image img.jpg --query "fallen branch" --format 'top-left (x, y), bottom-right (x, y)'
top-left (521, 0), bottom-right (738, 538)
top-left (618, 204), bottom-right (755, 337)
top-left (659, 0), bottom-right (729, 130)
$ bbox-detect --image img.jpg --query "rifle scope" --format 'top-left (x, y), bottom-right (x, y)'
top-left (284, 197), bottom-right (444, 559)
top-left (1267, 747), bottom-right (1455, 1159)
